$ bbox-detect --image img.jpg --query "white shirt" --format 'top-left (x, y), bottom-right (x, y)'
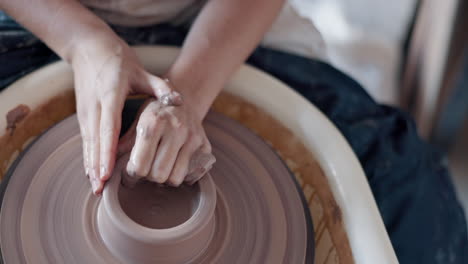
top-left (80, 0), bottom-right (327, 61)
top-left (80, 0), bottom-right (204, 26)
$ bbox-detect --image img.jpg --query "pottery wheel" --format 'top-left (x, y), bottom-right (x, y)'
top-left (0, 106), bottom-right (314, 263)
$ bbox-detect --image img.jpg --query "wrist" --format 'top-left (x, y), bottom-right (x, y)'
top-left (67, 29), bottom-right (125, 68)
top-left (165, 70), bottom-right (217, 122)
top-left (178, 87), bottom-right (211, 123)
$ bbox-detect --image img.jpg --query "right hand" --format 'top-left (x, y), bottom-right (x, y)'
top-left (118, 98), bottom-right (216, 188)
top-left (72, 36), bottom-right (178, 194)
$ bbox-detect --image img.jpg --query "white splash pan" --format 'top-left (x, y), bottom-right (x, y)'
top-left (0, 46), bottom-right (398, 264)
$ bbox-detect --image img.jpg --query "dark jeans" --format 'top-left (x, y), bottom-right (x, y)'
top-left (0, 12), bottom-right (467, 264)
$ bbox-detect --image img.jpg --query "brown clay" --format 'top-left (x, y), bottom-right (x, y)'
top-left (6, 104), bottom-right (30, 135)
top-left (98, 154), bottom-right (217, 263)
top-left (118, 180), bottom-right (200, 229)
top-left (0, 111), bottom-right (313, 263)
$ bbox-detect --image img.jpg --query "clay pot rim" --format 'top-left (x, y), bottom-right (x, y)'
top-left (101, 157), bottom-right (217, 244)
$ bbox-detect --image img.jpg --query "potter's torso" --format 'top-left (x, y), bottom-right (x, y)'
top-left (80, 0), bottom-right (202, 26)
top-left (80, 0), bottom-right (328, 61)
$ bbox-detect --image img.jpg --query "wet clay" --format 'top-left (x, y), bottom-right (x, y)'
top-left (118, 182), bottom-right (200, 229)
top-left (97, 158), bottom-right (217, 264)
top-left (6, 104), bottom-right (30, 135)
top-left (0, 112), bottom-right (314, 263)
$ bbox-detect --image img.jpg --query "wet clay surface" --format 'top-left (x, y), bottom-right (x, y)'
top-left (0, 112), bottom-right (314, 263)
top-left (6, 104), bottom-right (30, 135)
top-left (212, 93), bottom-right (353, 263)
top-left (0, 90), bottom-right (76, 179)
top-left (118, 182), bottom-right (200, 229)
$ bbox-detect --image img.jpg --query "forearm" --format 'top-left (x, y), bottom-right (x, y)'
top-left (166, 0), bottom-right (284, 119)
top-left (0, 0), bottom-right (118, 63)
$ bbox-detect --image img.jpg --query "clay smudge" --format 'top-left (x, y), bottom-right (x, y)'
top-left (6, 104), bottom-right (30, 135)
top-left (329, 199), bottom-right (342, 225)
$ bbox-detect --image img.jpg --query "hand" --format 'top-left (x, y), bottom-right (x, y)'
top-left (118, 98), bottom-right (216, 186)
top-left (72, 37), bottom-right (177, 194)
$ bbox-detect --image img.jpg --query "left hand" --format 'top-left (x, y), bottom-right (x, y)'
top-left (118, 98), bottom-right (216, 186)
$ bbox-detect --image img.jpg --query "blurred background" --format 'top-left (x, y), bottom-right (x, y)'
top-left (286, 0), bottom-right (468, 225)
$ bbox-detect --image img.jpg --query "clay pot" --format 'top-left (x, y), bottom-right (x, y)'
top-left (97, 156), bottom-right (217, 264)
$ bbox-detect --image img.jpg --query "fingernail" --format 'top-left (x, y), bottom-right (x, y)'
top-left (91, 178), bottom-right (99, 193)
top-left (166, 180), bottom-right (180, 188)
top-left (100, 166), bottom-right (107, 180)
top-left (126, 163), bottom-right (134, 177)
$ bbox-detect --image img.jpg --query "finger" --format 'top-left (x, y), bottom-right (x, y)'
top-left (149, 134), bottom-right (184, 184)
top-left (160, 91), bottom-right (183, 106)
top-left (77, 96), bottom-right (90, 178)
top-left (85, 105), bottom-right (104, 194)
top-left (99, 95), bottom-right (124, 181)
top-left (137, 73), bottom-right (172, 99)
top-left (80, 129), bottom-right (90, 180)
top-left (200, 139), bottom-right (212, 153)
top-left (126, 107), bottom-right (165, 179)
top-left (166, 142), bottom-right (198, 187)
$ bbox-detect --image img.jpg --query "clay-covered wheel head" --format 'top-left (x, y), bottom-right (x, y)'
top-left (97, 154), bottom-right (217, 264)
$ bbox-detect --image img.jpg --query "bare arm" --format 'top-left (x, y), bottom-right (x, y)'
top-left (0, 0), bottom-right (285, 191)
top-left (0, 0), bottom-right (117, 62)
top-left (0, 0), bottom-right (177, 193)
top-left (121, 0), bottom-right (286, 185)
top-left (167, 0), bottom-right (285, 120)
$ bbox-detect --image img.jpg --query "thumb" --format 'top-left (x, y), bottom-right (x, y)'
top-left (136, 73), bottom-right (172, 99)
